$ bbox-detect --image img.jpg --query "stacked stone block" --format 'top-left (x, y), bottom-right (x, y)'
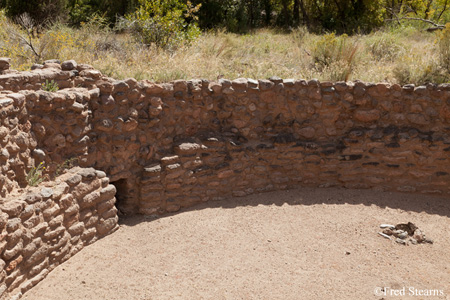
top-left (1, 60), bottom-right (450, 216)
top-left (0, 91), bottom-right (34, 197)
top-left (1, 58), bottom-right (450, 298)
top-left (0, 167), bottom-right (118, 300)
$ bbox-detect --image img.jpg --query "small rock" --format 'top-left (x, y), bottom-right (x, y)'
top-left (219, 78), bottom-right (231, 87)
top-left (395, 222), bottom-right (417, 236)
top-left (232, 78), bottom-right (248, 90)
top-left (269, 76), bottom-right (283, 84)
top-left (354, 109), bottom-right (381, 122)
top-left (403, 83), bottom-right (415, 91)
top-left (0, 98), bottom-right (13, 108)
top-left (95, 170), bottom-right (106, 179)
top-left (393, 230), bottom-right (408, 239)
top-left (247, 78), bottom-right (258, 88)
top-left (40, 187), bottom-right (53, 198)
top-left (398, 232), bottom-right (408, 239)
top-left (308, 78), bottom-right (320, 86)
top-left (66, 174), bottom-right (82, 186)
top-left (144, 165), bottom-right (161, 174)
top-left (382, 228), bottom-right (393, 235)
top-left (0, 149), bottom-right (10, 160)
top-left (209, 82), bottom-right (222, 93)
top-left (298, 127), bottom-right (316, 139)
top-left (61, 60), bottom-right (77, 71)
top-left (44, 59), bottom-right (61, 64)
top-left (222, 87), bottom-right (234, 94)
top-left (258, 79), bottom-right (275, 90)
top-left (78, 168), bottom-right (96, 180)
top-left (176, 143), bottom-right (204, 154)
top-left (43, 62), bottom-right (61, 69)
top-left (395, 238), bottom-right (407, 245)
top-left (31, 64), bottom-right (43, 70)
top-left (0, 57), bottom-right (11, 70)
top-left (32, 149), bottom-right (46, 161)
top-left (378, 232), bottom-right (391, 240)
top-left (380, 224), bottom-right (395, 229)
top-left (413, 229), bottom-right (424, 243)
top-left (71, 102), bottom-right (85, 112)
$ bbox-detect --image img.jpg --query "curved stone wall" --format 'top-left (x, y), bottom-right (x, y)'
top-left (1, 59), bottom-right (450, 215)
top-left (0, 167), bottom-right (118, 299)
top-left (1, 58), bottom-right (450, 298)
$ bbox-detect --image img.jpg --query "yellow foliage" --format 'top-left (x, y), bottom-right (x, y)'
top-left (437, 23), bottom-right (450, 70)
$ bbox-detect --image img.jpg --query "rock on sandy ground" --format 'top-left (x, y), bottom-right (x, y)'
top-left (22, 188), bottom-right (450, 300)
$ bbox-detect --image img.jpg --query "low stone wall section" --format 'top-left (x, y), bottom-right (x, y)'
top-left (1, 58), bottom-right (450, 298)
top-left (1, 60), bottom-right (450, 215)
top-left (0, 167), bottom-right (118, 300)
top-left (0, 91), bottom-right (34, 198)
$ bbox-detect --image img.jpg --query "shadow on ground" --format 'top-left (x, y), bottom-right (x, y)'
top-left (119, 187), bottom-right (450, 227)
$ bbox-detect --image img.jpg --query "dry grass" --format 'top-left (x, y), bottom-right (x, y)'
top-left (0, 11), bottom-right (447, 84)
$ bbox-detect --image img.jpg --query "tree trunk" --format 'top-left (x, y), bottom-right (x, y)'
top-left (263, 0), bottom-right (272, 26)
top-left (298, 0), bottom-right (309, 28)
top-left (282, 0), bottom-right (290, 26)
top-left (293, 0), bottom-right (300, 25)
top-left (423, 0), bottom-right (433, 20)
top-left (437, 0), bottom-right (448, 21)
top-left (247, 0), bottom-right (255, 28)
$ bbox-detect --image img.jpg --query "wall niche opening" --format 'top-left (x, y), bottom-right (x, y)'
top-left (110, 178), bottom-right (129, 216)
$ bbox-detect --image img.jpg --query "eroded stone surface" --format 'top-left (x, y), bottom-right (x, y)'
top-left (0, 169), bottom-right (117, 300)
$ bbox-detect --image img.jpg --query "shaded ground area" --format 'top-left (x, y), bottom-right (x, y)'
top-left (22, 188), bottom-right (450, 300)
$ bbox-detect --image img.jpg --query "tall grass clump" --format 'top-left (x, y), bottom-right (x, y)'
top-left (391, 25), bottom-right (450, 85)
top-left (393, 55), bottom-right (445, 85)
top-left (365, 31), bottom-right (404, 61)
top-left (437, 23), bottom-right (450, 72)
top-left (310, 33), bottom-right (359, 81)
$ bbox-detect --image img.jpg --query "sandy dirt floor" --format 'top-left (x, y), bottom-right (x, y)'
top-left (22, 188), bottom-right (449, 300)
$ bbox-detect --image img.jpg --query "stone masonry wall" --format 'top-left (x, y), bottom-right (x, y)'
top-left (1, 57), bottom-right (449, 297)
top-left (0, 167), bottom-right (118, 300)
top-left (1, 58), bottom-right (450, 215)
top-left (0, 90), bottom-right (32, 198)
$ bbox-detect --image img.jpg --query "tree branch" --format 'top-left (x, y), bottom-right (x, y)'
top-left (384, 7), bottom-right (401, 25)
top-left (426, 26), bottom-right (445, 32)
top-left (385, 16), bottom-right (443, 28)
top-left (437, 0), bottom-right (449, 22)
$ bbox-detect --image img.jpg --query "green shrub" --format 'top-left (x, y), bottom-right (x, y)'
top-left (119, 0), bottom-right (201, 50)
top-left (26, 162), bottom-right (47, 186)
top-left (366, 32), bottom-right (404, 61)
top-left (310, 33), bottom-right (358, 81)
top-left (42, 79), bottom-right (59, 92)
top-left (311, 33), bottom-right (353, 68)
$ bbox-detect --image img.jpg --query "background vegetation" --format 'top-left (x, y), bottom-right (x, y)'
top-left (1, 0), bottom-right (450, 84)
